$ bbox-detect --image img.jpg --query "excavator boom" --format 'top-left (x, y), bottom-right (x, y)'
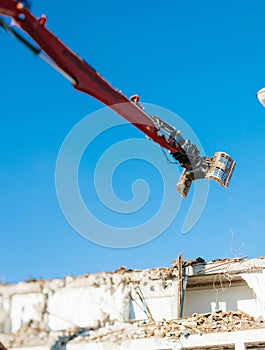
top-left (0, 0), bottom-right (236, 198)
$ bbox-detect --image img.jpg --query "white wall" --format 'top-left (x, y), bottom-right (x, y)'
top-left (48, 283), bottom-right (129, 330)
top-left (0, 269), bottom-right (179, 333)
top-left (0, 296), bottom-right (11, 333)
top-left (130, 296), bottom-right (177, 321)
top-left (183, 285), bottom-right (256, 317)
top-left (241, 271), bottom-right (265, 320)
top-left (10, 293), bottom-right (45, 332)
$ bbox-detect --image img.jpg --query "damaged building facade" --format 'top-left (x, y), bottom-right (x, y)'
top-left (1, 256), bottom-right (265, 349)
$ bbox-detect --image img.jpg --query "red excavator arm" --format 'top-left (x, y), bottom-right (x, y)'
top-left (0, 0), bottom-right (236, 198)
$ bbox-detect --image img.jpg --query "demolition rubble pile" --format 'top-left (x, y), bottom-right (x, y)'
top-left (141, 310), bottom-right (265, 339)
top-left (0, 321), bottom-right (61, 348)
top-left (76, 310), bottom-right (265, 343)
top-left (3, 310), bottom-right (263, 347)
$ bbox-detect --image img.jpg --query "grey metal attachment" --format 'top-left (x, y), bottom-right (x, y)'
top-left (205, 152), bottom-right (236, 188)
top-left (176, 152), bottom-right (236, 198)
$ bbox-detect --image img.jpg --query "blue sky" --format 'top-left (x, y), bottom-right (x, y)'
top-left (1, 0), bottom-right (265, 282)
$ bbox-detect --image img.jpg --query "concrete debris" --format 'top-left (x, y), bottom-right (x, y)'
top-left (2, 310), bottom-right (263, 348)
top-left (140, 310), bottom-right (265, 339)
top-left (114, 266), bottom-right (132, 274)
top-left (0, 320), bottom-right (52, 348)
top-left (172, 257), bottom-right (206, 268)
top-left (211, 257), bottom-right (245, 264)
top-left (68, 321), bottom-right (145, 345)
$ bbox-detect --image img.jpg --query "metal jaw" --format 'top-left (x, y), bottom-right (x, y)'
top-left (176, 169), bottom-right (193, 199)
top-left (176, 152), bottom-right (236, 198)
top-left (205, 152), bottom-right (236, 188)
top-left (152, 114), bottom-right (236, 198)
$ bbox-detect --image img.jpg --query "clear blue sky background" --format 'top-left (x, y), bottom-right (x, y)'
top-left (1, 0), bottom-right (265, 282)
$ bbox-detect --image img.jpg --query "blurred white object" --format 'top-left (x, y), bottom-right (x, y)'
top-left (256, 87), bottom-right (265, 107)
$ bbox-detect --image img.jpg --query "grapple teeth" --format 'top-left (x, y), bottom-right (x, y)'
top-left (176, 169), bottom-right (193, 199)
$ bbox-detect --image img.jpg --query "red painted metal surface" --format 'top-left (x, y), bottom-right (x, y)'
top-left (0, 0), bottom-right (182, 155)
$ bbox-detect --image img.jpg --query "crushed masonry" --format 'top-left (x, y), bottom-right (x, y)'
top-left (1, 310), bottom-right (264, 348)
top-left (140, 310), bottom-right (265, 339)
